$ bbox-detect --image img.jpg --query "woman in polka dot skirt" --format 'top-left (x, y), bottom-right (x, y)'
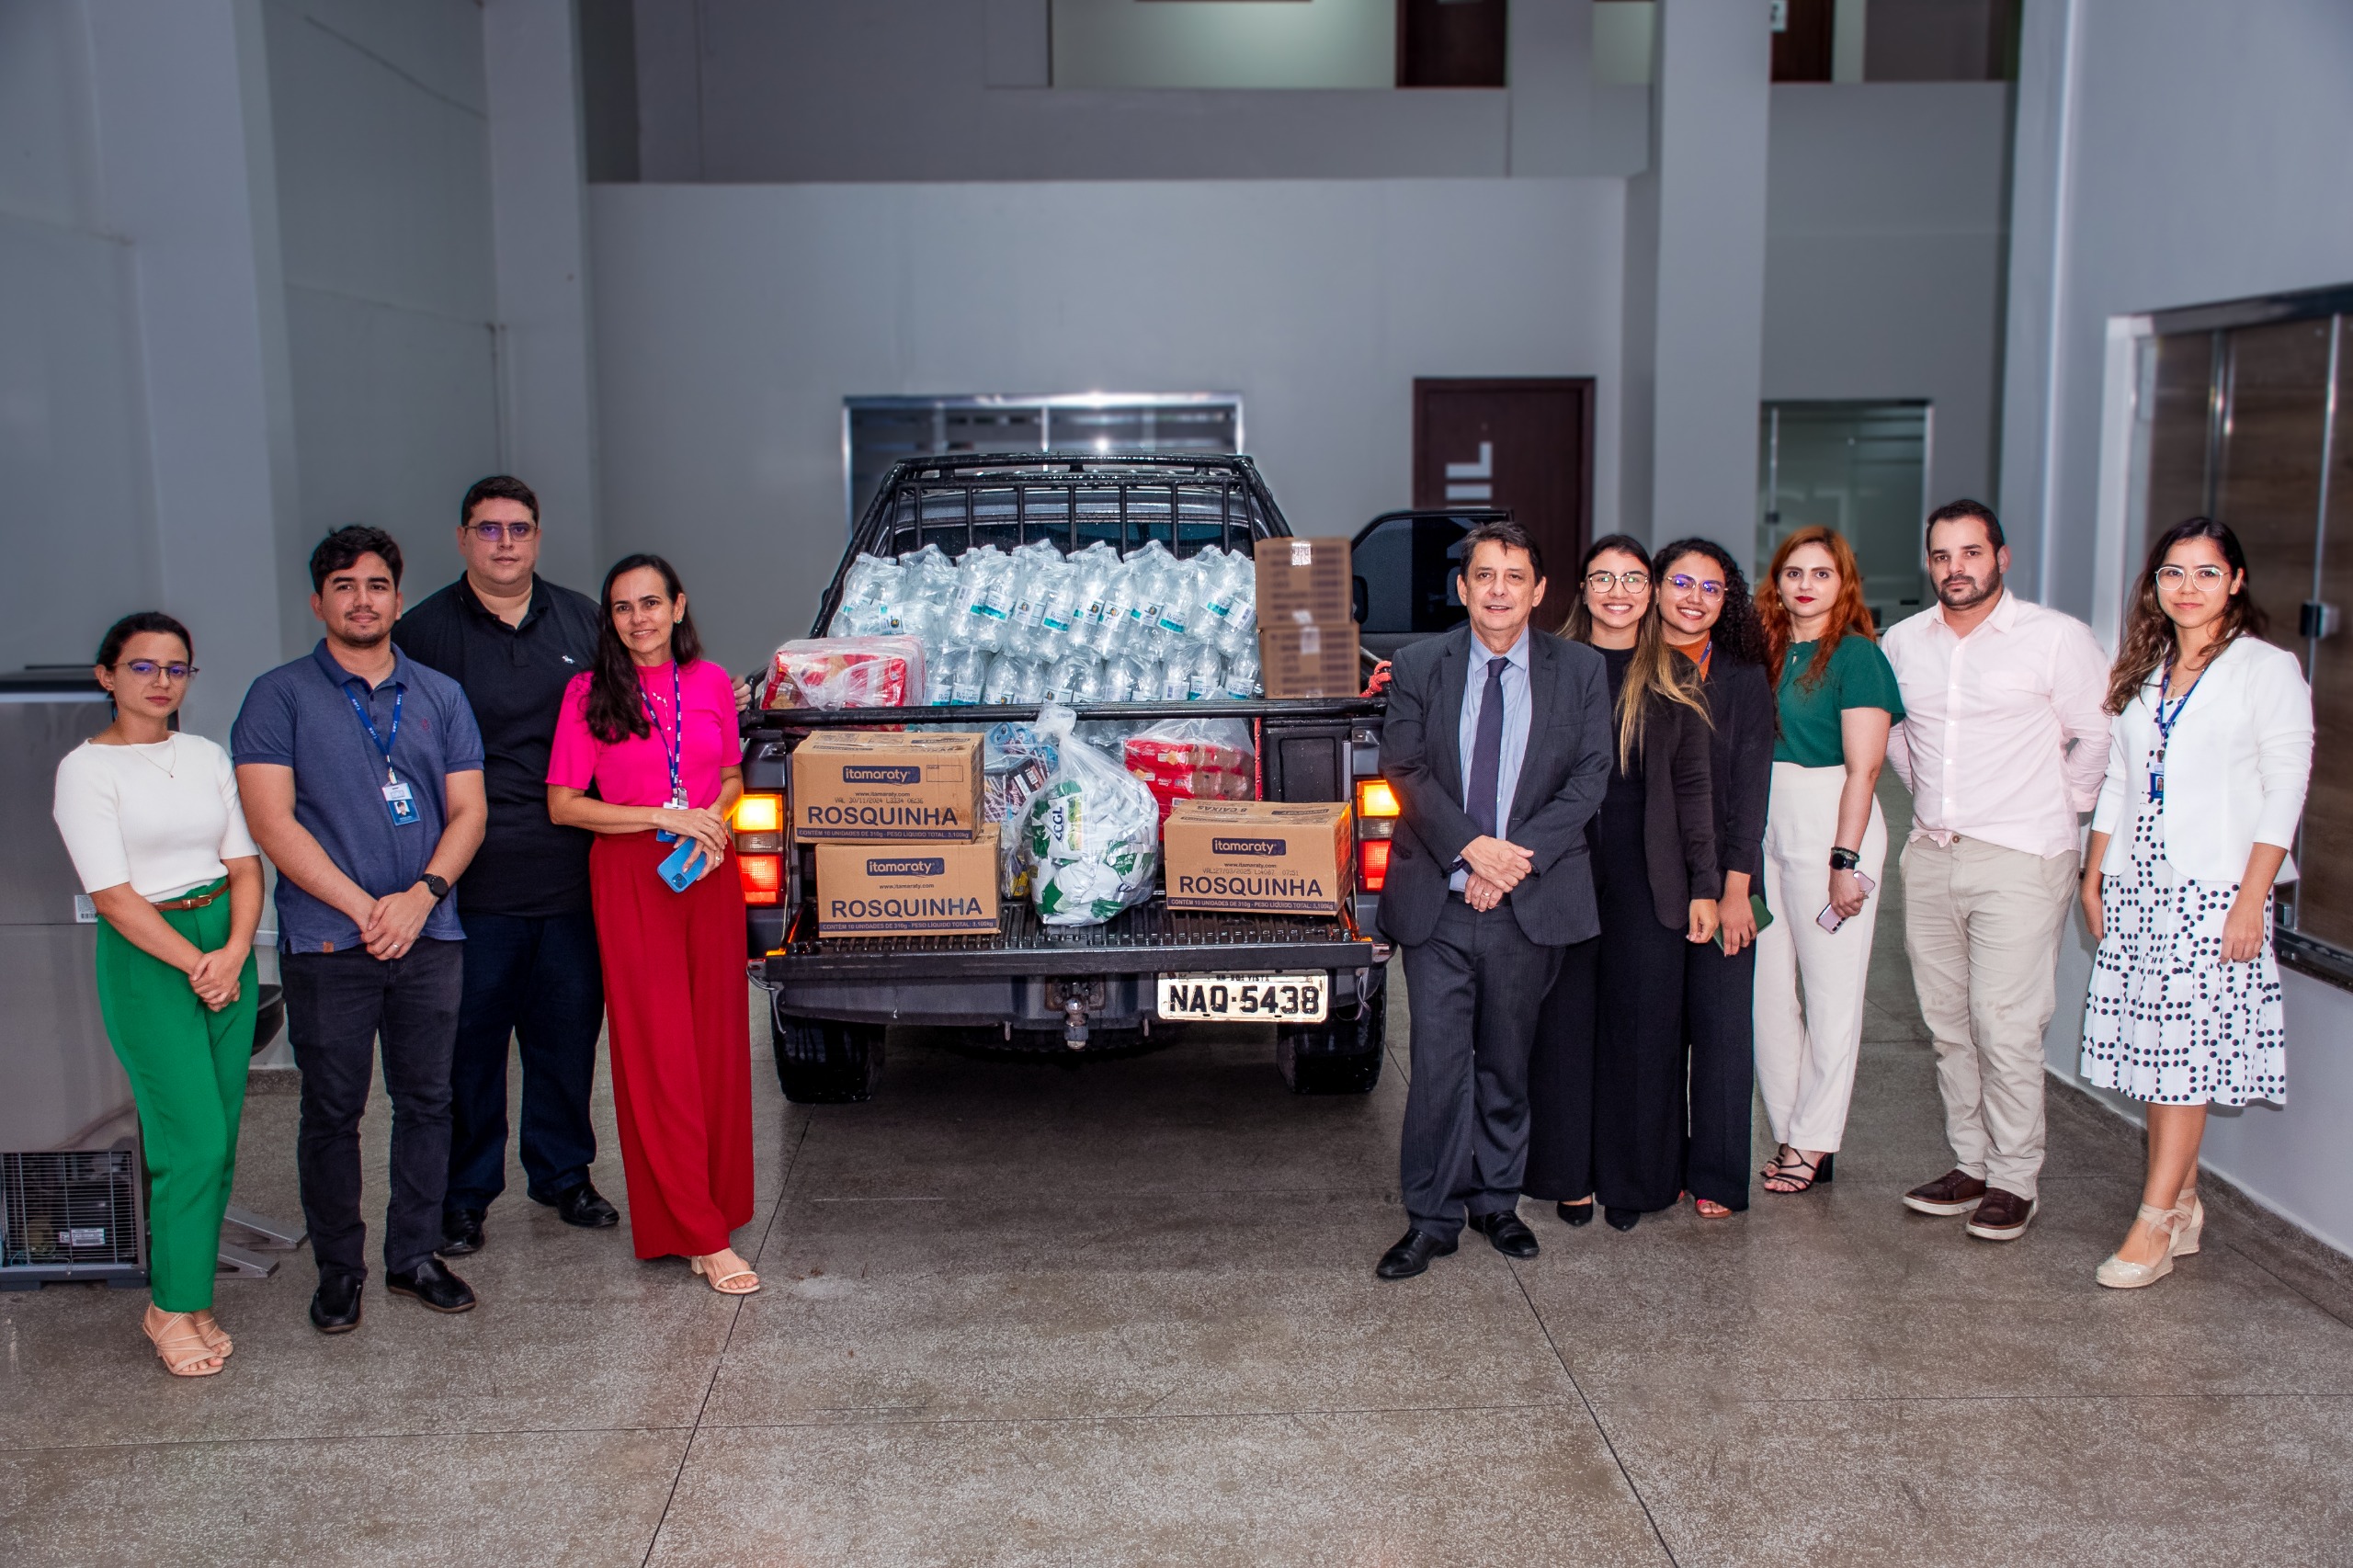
top-left (2078, 517), bottom-right (2313, 1290)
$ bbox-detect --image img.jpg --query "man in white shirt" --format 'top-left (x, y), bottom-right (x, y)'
top-left (1882, 501), bottom-right (2111, 1241)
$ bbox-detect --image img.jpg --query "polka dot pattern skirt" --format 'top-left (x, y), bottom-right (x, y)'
top-left (2079, 808), bottom-right (2286, 1107)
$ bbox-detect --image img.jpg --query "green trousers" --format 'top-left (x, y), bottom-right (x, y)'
top-left (94, 881), bottom-right (256, 1312)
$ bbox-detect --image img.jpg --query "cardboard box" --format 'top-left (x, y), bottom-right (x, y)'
top-left (816, 825), bottom-right (1001, 936)
top-left (1163, 800), bottom-right (1352, 916)
top-left (1254, 536), bottom-right (1360, 698)
top-left (791, 730), bottom-right (983, 841)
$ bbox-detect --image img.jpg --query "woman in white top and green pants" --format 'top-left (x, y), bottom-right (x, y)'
top-left (51, 613), bottom-right (264, 1377)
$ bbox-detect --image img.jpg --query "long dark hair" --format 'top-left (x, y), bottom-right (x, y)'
top-left (1561, 533), bottom-right (1707, 769)
top-left (2105, 517), bottom-right (2268, 716)
top-left (586, 553), bottom-right (704, 743)
top-left (1758, 526), bottom-right (1875, 689)
top-left (1651, 537), bottom-right (1767, 667)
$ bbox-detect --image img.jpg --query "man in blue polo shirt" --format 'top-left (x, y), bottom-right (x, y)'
top-left (233, 526), bottom-right (488, 1333)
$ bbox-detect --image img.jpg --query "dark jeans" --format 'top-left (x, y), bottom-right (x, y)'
top-left (1398, 896), bottom-right (1566, 1242)
top-left (444, 911), bottom-right (605, 1213)
top-left (282, 939), bottom-right (463, 1279)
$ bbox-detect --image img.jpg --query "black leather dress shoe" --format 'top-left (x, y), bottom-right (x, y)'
top-left (385, 1256), bottom-right (478, 1314)
top-left (310, 1273), bottom-right (363, 1335)
top-left (439, 1209), bottom-right (485, 1256)
top-left (1556, 1200), bottom-right (1596, 1228)
top-left (1375, 1228), bottom-right (1459, 1280)
top-left (551, 1183), bottom-right (620, 1229)
top-left (1605, 1207), bottom-right (1641, 1232)
top-left (1469, 1209), bottom-right (1540, 1258)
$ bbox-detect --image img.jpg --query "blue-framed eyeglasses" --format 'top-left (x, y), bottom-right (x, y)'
top-left (119, 661), bottom-right (196, 680)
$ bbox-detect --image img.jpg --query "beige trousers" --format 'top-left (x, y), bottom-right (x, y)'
top-left (1755, 761), bottom-right (1888, 1154)
top-left (1900, 834), bottom-right (2079, 1201)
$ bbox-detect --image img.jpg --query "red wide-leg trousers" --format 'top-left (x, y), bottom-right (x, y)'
top-left (589, 832), bottom-right (755, 1259)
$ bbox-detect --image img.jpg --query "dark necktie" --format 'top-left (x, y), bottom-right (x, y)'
top-left (1466, 654), bottom-right (1509, 838)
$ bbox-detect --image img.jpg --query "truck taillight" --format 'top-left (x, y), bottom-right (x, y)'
top-left (738, 853), bottom-right (783, 906)
top-left (1356, 778), bottom-right (1399, 819)
top-left (1358, 838), bottom-right (1391, 892)
top-left (733, 791), bottom-right (784, 853)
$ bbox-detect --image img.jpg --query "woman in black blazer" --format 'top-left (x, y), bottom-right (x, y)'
top-left (1523, 536), bottom-right (1720, 1232)
top-left (1654, 539), bottom-right (1775, 1217)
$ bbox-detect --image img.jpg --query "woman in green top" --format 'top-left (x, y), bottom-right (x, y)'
top-left (1752, 527), bottom-right (1905, 1194)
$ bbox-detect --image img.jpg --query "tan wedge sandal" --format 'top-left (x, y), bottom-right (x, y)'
top-left (688, 1252), bottom-right (762, 1295)
top-left (145, 1311), bottom-right (225, 1377)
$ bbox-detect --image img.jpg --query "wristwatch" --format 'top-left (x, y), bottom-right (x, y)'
top-left (1827, 847), bottom-right (1860, 872)
top-left (419, 873), bottom-right (450, 902)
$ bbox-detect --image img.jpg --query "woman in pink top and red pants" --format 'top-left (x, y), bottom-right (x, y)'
top-left (547, 554), bottom-right (758, 1293)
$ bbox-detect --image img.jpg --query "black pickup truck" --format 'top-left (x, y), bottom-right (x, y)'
top-left (733, 453), bottom-right (1403, 1105)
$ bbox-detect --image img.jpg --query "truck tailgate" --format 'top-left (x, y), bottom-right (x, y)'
top-left (765, 900), bottom-right (1378, 983)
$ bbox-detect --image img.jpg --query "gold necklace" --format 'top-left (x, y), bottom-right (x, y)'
top-left (122, 734), bottom-right (178, 778)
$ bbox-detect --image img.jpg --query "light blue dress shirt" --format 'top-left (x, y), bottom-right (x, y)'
top-left (1449, 627), bottom-right (1534, 892)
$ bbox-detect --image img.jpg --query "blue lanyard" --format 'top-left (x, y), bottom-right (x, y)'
top-left (2153, 660), bottom-right (2203, 753)
top-left (343, 681), bottom-right (404, 785)
top-left (641, 665), bottom-right (684, 804)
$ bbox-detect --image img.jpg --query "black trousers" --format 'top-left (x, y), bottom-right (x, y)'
top-left (1398, 897), bottom-right (1566, 1242)
top-left (1684, 935), bottom-right (1756, 1211)
top-left (443, 911), bottom-right (605, 1213)
top-left (1521, 935), bottom-right (1598, 1203)
top-left (282, 939), bottom-right (463, 1279)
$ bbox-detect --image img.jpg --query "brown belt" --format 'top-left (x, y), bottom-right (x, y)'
top-left (153, 885), bottom-right (226, 912)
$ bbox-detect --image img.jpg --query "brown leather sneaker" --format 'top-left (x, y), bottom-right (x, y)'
top-left (1965, 1187), bottom-right (2037, 1242)
top-left (1902, 1168), bottom-right (1989, 1217)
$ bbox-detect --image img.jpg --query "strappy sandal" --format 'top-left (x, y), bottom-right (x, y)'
top-left (192, 1310), bottom-right (233, 1359)
top-left (689, 1252), bottom-right (762, 1295)
top-left (145, 1311), bottom-right (224, 1377)
top-left (1695, 1198), bottom-right (1734, 1218)
top-left (1763, 1151), bottom-right (1836, 1195)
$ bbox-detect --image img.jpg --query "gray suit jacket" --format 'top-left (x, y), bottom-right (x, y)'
top-left (1374, 624), bottom-right (1613, 949)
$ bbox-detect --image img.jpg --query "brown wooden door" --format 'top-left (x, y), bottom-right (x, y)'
top-left (1396, 0), bottom-right (1506, 88)
top-left (1412, 377), bottom-right (1594, 587)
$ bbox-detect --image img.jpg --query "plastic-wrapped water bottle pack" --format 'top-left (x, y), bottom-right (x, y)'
top-left (829, 538), bottom-right (1263, 706)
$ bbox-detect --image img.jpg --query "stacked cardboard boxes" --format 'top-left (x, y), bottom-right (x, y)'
top-left (790, 731), bottom-right (998, 935)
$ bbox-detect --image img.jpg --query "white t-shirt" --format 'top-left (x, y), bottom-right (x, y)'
top-left (52, 733), bottom-right (258, 901)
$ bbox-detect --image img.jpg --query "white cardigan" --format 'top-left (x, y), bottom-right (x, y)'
top-left (2092, 634), bottom-right (2313, 881)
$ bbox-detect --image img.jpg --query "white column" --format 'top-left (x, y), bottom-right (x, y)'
top-left (85, 0), bottom-right (299, 738)
top-left (1621, 0), bottom-right (1773, 555)
top-left (485, 0), bottom-right (605, 592)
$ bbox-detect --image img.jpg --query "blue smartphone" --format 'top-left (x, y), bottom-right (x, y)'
top-left (658, 838), bottom-right (711, 892)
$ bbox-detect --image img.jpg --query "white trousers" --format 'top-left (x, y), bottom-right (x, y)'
top-left (1755, 761), bottom-right (1888, 1153)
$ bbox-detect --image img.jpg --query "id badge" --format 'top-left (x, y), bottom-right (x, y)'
top-left (655, 787), bottom-right (688, 843)
top-left (382, 779), bottom-right (420, 826)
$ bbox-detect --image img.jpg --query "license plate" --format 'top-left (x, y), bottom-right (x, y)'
top-left (1155, 973), bottom-right (1327, 1023)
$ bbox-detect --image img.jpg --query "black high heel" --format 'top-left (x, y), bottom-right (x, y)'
top-left (1605, 1207), bottom-right (1640, 1232)
top-left (1555, 1199), bottom-right (1595, 1228)
top-left (1765, 1150), bottom-right (1836, 1194)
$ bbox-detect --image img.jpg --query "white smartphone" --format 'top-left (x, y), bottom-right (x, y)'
top-left (1817, 871), bottom-right (1877, 933)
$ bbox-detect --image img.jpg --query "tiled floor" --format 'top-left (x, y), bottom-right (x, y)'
top-left (7, 836), bottom-right (2353, 1563)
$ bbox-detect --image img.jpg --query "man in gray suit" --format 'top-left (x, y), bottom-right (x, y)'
top-left (1374, 518), bottom-right (1612, 1279)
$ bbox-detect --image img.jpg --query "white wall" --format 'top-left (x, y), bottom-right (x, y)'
top-left (262, 0), bottom-right (502, 638)
top-left (2006, 0), bottom-right (2353, 1254)
top-left (0, 0), bottom-right (155, 676)
top-left (1764, 82), bottom-right (2011, 513)
top-left (589, 178), bottom-right (1627, 673)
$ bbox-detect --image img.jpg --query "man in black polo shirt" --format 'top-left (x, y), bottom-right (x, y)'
top-left (395, 475), bottom-right (618, 1252)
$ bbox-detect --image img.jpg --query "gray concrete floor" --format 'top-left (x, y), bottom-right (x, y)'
top-left (8, 848), bottom-right (2353, 1563)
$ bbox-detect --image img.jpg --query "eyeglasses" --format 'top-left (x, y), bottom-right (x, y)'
top-left (1585, 570), bottom-right (1651, 592)
top-left (1665, 574), bottom-right (1725, 599)
top-left (2154, 563), bottom-right (2230, 586)
top-left (119, 661), bottom-right (196, 680)
top-left (466, 520), bottom-right (539, 542)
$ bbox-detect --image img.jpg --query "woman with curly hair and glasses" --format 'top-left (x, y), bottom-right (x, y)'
top-left (2078, 517), bottom-right (2310, 1289)
top-left (1753, 527), bottom-right (1904, 1196)
top-left (1653, 538), bottom-right (1775, 1217)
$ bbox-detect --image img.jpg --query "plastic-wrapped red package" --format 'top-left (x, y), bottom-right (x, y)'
top-left (759, 636), bottom-right (926, 710)
top-left (1122, 717), bottom-right (1256, 824)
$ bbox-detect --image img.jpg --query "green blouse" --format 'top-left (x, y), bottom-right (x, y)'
top-left (1774, 634), bottom-right (1905, 767)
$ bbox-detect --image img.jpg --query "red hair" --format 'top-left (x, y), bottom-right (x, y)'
top-left (1758, 526), bottom-right (1875, 689)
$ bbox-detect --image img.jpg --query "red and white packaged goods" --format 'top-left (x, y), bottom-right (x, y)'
top-left (758, 635), bottom-right (926, 711)
top-left (1122, 719), bottom-right (1256, 824)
